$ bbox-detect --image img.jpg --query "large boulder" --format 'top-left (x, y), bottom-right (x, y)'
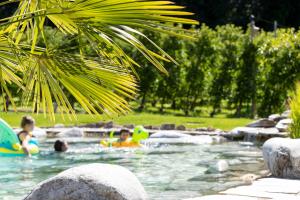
top-left (229, 127), bottom-right (284, 142)
top-left (276, 118), bottom-right (292, 132)
top-left (262, 138), bottom-right (300, 178)
top-left (246, 118), bottom-right (276, 128)
top-left (24, 163), bottom-right (147, 200)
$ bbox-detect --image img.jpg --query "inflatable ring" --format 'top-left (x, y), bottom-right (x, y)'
top-left (100, 126), bottom-right (149, 148)
top-left (0, 143), bottom-right (39, 156)
top-left (100, 139), bottom-right (141, 148)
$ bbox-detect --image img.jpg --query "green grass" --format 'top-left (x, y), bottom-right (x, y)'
top-left (0, 111), bottom-right (252, 131)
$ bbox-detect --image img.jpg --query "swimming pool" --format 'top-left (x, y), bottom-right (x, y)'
top-left (0, 137), bottom-right (264, 200)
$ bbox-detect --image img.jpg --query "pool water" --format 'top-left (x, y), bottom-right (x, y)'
top-left (0, 137), bottom-right (264, 200)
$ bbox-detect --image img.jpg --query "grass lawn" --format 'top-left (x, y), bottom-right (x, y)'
top-left (0, 111), bottom-right (252, 131)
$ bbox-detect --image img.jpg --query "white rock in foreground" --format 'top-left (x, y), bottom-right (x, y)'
top-left (263, 138), bottom-right (300, 178)
top-left (24, 163), bottom-right (147, 200)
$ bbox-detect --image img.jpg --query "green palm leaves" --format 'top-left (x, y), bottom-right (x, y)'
top-left (0, 0), bottom-right (198, 120)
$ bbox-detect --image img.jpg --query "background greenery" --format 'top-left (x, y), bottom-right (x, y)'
top-left (3, 24), bottom-right (299, 119)
top-left (132, 25), bottom-right (299, 118)
top-left (1, 1), bottom-right (299, 129)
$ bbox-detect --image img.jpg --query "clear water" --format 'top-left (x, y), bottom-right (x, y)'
top-left (0, 137), bottom-right (264, 200)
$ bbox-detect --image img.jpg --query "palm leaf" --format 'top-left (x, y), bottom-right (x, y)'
top-left (0, 0), bottom-right (198, 118)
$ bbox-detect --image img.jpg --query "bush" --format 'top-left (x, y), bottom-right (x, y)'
top-left (290, 83), bottom-right (300, 138)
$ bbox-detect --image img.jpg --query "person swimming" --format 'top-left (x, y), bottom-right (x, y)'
top-left (54, 140), bottom-right (68, 152)
top-left (17, 116), bottom-right (35, 157)
top-left (118, 129), bottom-right (130, 143)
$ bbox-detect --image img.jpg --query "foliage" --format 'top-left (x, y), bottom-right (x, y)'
top-left (130, 24), bottom-right (300, 118)
top-left (290, 83), bottom-right (300, 139)
top-left (0, 0), bottom-right (198, 120)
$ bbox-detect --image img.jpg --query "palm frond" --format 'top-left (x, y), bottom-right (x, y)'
top-left (0, 0), bottom-right (198, 118)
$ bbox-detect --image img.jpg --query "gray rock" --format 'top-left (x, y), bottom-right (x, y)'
top-left (79, 121), bottom-right (105, 128)
top-left (246, 118), bottom-right (276, 128)
top-left (151, 126), bottom-right (160, 130)
top-left (59, 127), bottom-right (84, 137)
top-left (256, 128), bottom-right (287, 142)
top-left (195, 127), bottom-right (208, 131)
top-left (276, 118), bottom-right (292, 132)
top-left (160, 123), bottom-right (176, 130)
top-left (54, 124), bottom-right (65, 128)
top-left (124, 124), bottom-right (135, 129)
top-left (281, 110), bottom-right (291, 118)
top-left (206, 160), bottom-right (229, 173)
top-left (24, 163), bottom-right (147, 200)
top-left (229, 127), bottom-right (257, 140)
top-left (258, 127), bottom-right (280, 135)
top-left (229, 127), bottom-right (284, 142)
top-left (214, 160), bottom-right (229, 172)
top-left (263, 138), bottom-right (300, 178)
top-left (143, 125), bottom-right (152, 129)
top-left (104, 121), bottom-right (114, 129)
top-left (176, 125), bottom-right (186, 131)
top-left (268, 114), bottom-right (285, 122)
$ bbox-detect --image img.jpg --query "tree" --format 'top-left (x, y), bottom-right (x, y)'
top-left (257, 28), bottom-right (300, 116)
top-left (209, 25), bottom-right (244, 117)
top-left (0, 0), bottom-right (197, 120)
top-left (179, 25), bottom-right (215, 116)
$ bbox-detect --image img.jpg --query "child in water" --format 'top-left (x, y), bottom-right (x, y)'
top-left (118, 129), bottom-right (130, 142)
top-left (18, 116), bottom-right (35, 157)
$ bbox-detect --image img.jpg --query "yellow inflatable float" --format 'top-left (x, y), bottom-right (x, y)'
top-left (0, 119), bottom-right (39, 156)
top-left (100, 126), bottom-right (149, 148)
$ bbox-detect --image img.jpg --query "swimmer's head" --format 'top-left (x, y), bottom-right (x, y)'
top-left (54, 140), bottom-right (68, 152)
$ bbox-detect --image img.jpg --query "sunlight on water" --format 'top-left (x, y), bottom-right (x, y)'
top-left (0, 138), bottom-right (264, 200)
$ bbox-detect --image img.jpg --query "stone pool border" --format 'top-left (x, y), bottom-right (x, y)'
top-left (186, 177), bottom-right (300, 199)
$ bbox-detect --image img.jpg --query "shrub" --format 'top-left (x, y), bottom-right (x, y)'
top-left (289, 83), bottom-right (300, 138)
